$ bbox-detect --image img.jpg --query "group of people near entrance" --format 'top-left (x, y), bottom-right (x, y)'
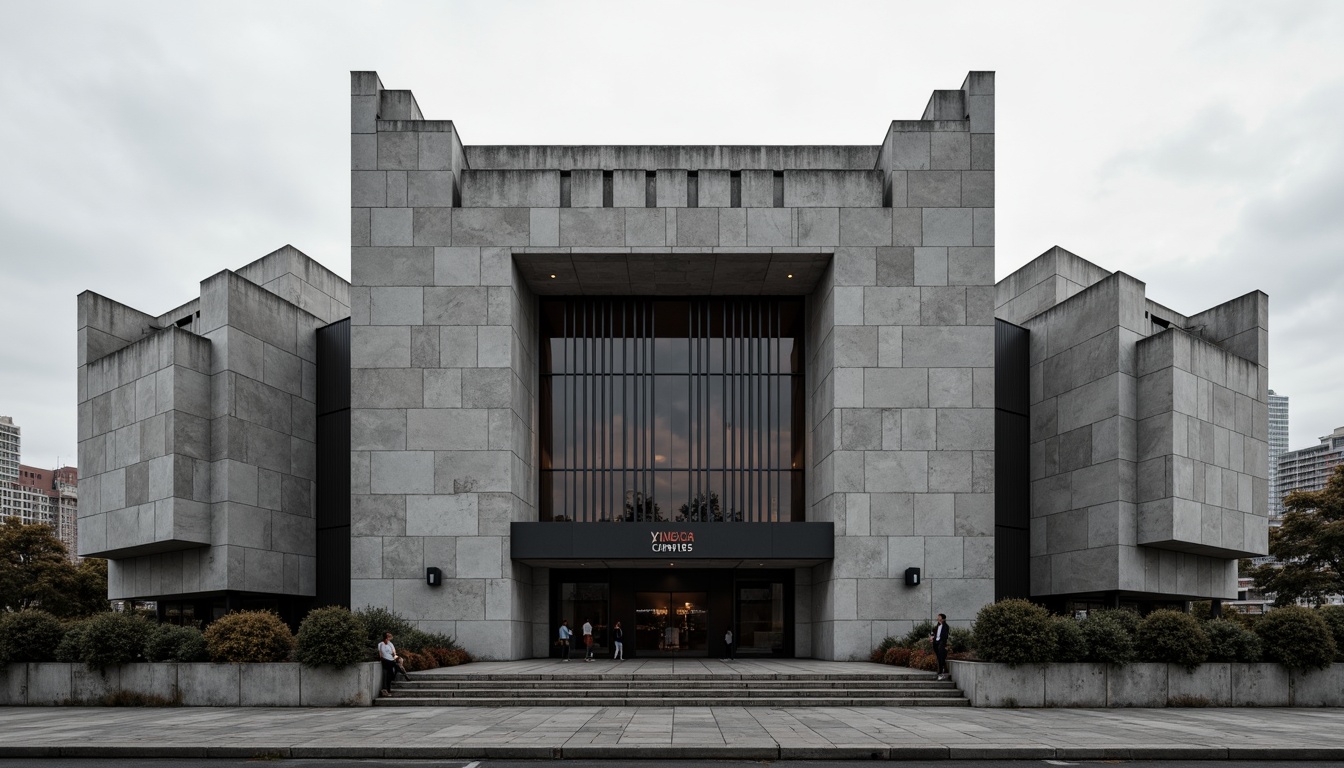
top-left (376, 614), bottom-right (952, 694)
top-left (556, 618), bottom-right (628, 661)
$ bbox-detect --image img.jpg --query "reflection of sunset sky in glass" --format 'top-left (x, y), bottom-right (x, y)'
top-left (540, 299), bottom-right (805, 523)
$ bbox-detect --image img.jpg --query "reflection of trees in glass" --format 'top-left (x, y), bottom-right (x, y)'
top-left (676, 492), bottom-right (744, 523)
top-left (623, 491), bottom-right (664, 522)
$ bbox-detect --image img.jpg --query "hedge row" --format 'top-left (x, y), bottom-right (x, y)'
top-left (871, 602), bottom-right (1344, 672)
top-left (0, 605), bottom-right (471, 671)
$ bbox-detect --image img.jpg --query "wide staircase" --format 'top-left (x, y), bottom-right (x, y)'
top-left (375, 661), bottom-right (968, 707)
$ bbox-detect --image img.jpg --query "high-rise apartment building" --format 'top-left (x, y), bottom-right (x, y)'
top-left (1267, 390), bottom-right (1289, 520)
top-left (0, 416), bottom-right (80, 561)
top-left (0, 416), bottom-right (19, 483)
top-left (1277, 426), bottom-right (1344, 503)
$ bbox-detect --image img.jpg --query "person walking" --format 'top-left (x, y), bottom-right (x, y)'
top-left (582, 618), bottom-right (595, 661)
top-left (612, 621), bottom-right (624, 660)
top-left (558, 619), bottom-right (573, 661)
top-left (377, 632), bottom-right (398, 696)
top-left (931, 613), bottom-right (950, 680)
top-left (723, 628), bottom-right (734, 661)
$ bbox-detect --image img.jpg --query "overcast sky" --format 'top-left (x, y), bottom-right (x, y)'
top-left (1, 0), bottom-right (1341, 469)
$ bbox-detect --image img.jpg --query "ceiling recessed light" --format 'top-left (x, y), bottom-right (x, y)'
top-left (787, 274), bottom-right (794, 278)
top-left (550, 274), bottom-right (557, 278)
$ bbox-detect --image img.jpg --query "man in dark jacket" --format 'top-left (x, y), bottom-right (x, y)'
top-left (931, 613), bottom-right (950, 680)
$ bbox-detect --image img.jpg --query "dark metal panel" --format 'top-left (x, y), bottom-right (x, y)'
top-left (994, 319), bottom-right (1030, 417)
top-left (994, 525), bottom-right (1030, 601)
top-left (316, 318), bottom-right (351, 416)
top-left (511, 521), bottom-right (834, 562)
top-left (316, 411), bottom-right (350, 530)
top-left (315, 526), bottom-right (351, 608)
top-left (994, 410), bottom-right (1030, 529)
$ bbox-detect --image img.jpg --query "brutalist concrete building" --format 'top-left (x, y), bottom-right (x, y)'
top-left (76, 70), bottom-right (1269, 659)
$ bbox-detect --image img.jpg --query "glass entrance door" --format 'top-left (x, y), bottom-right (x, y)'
top-left (634, 591), bottom-right (707, 655)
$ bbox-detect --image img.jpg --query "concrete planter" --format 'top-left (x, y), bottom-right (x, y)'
top-left (949, 660), bottom-right (1344, 707)
top-left (0, 662), bottom-right (381, 707)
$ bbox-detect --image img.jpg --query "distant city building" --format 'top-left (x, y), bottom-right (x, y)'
top-left (0, 416), bottom-right (80, 561)
top-left (1267, 390), bottom-right (1289, 521)
top-left (1276, 426), bottom-right (1344, 504)
top-left (0, 416), bottom-right (18, 483)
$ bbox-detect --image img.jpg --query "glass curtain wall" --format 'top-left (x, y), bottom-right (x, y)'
top-left (539, 298), bottom-right (805, 523)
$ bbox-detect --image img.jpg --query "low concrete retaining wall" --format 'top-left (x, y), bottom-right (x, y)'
top-left (0, 662), bottom-right (382, 707)
top-left (949, 660), bottom-right (1344, 707)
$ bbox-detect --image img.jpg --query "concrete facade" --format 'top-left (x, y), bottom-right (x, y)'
top-left (349, 70), bottom-right (997, 660)
top-left (77, 246), bottom-right (349, 602)
top-left (997, 247), bottom-right (1269, 602)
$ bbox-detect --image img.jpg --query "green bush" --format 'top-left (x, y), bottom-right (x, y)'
top-left (901, 620), bottom-right (937, 648)
top-left (0, 610), bottom-right (65, 664)
top-left (871, 635), bottom-right (900, 662)
top-left (1318, 606), bottom-right (1344, 662)
top-left (204, 610), bottom-right (295, 663)
top-left (883, 646), bottom-right (912, 666)
top-left (1052, 616), bottom-right (1088, 662)
top-left (54, 621), bottom-right (88, 662)
top-left (354, 605), bottom-right (416, 652)
top-left (143, 624), bottom-right (208, 662)
top-left (81, 612), bottom-right (153, 671)
top-left (1136, 610), bottom-right (1210, 669)
top-left (1091, 608), bottom-right (1140, 638)
top-left (1204, 619), bottom-right (1262, 662)
top-left (1080, 612), bottom-right (1136, 664)
top-left (949, 626), bottom-right (974, 654)
top-left (971, 599), bottom-right (1055, 666)
top-left (296, 606), bottom-right (367, 669)
top-left (1255, 606), bottom-right (1337, 672)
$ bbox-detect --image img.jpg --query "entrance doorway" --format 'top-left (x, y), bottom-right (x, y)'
top-left (635, 592), bottom-right (707, 655)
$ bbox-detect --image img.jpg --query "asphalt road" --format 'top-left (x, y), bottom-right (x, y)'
top-left (3, 760), bottom-right (1344, 768)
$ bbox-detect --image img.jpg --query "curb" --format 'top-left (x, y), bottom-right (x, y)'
top-left (4, 744), bottom-right (1344, 760)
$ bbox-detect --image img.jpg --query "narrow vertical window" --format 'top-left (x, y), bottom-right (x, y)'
top-left (602, 171), bottom-right (614, 207)
top-left (687, 171), bottom-right (699, 208)
top-left (560, 171), bottom-right (572, 208)
top-left (645, 171), bottom-right (656, 208)
top-left (730, 171), bottom-right (741, 208)
top-left (773, 171), bottom-right (784, 208)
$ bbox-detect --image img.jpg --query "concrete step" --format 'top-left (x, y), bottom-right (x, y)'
top-left (374, 695), bottom-right (970, 707)
top-left (392, 679), bottom-right (956, 690)
top-left (384, 686), bottom-right (960, 699)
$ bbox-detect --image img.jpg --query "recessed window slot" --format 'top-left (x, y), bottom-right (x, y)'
top-left (687, 171), bottom-right (698, 208)
top-left (602, 171), bottom-right (613, 208)
top-left (730, 171), bottom-right (741, 208)
top-left (645, 171), bottom-right (656, 208)
top-left (560, 171), bottom-right (571, 208)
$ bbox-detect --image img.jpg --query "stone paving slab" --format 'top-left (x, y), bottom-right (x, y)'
top-left (3, 705), bottom-right (1344, 759)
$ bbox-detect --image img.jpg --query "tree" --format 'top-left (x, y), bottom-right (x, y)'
top-left (623, 491), bottom-right (663, 522)
top-left (1250, 464), bottom-right (1344, 606)
top-left (0, 518), bottom-right (109, 616)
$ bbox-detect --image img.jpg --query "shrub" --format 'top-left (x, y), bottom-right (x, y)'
top-left (901, 620), bottom-right (937, 648)
top-left (204, 610), bottom-right (295, 663)
top-left (143, 624), bottom-right (208, 662)
top-left (0, 610), bottom-right (65, 664)
top-left (399, 649), bottom-right (437, 671)
top-left (55, 621), bottom-right (88, 663)
top-left (1318, 606), bottom-right (1344, 662)
top-left (1136, 610), bottom-right (1210, 669)
top-left (426, 647), bottom-right (471, 667)
top-left (883, 647), bottom-right (912, 666)
top-left (1091, 608), bottom-right (1140, 638)
top-left (949, 627), bottom-right (974, 654)
top-left (907, 650), bottom-right (938, 671)
top-left (81, 612), bottom-right (153, 671)
top-left (971, 599), bottom-right (1055, 666)
top-left (1080, 612), bottom-right (1136, 664)
top-left (871, 635), bottom-right (900, 662)
top-left (355, 606), bottom-right (414, 648)
top-left (1052, 616), bottom-right (1088, 662)
top-left (1204, 619), bottom-right (1262, 663)
top-left (296, 606), bottom-right (367, 669)
top-left (1255, 606), bottom-right (1337, 672)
